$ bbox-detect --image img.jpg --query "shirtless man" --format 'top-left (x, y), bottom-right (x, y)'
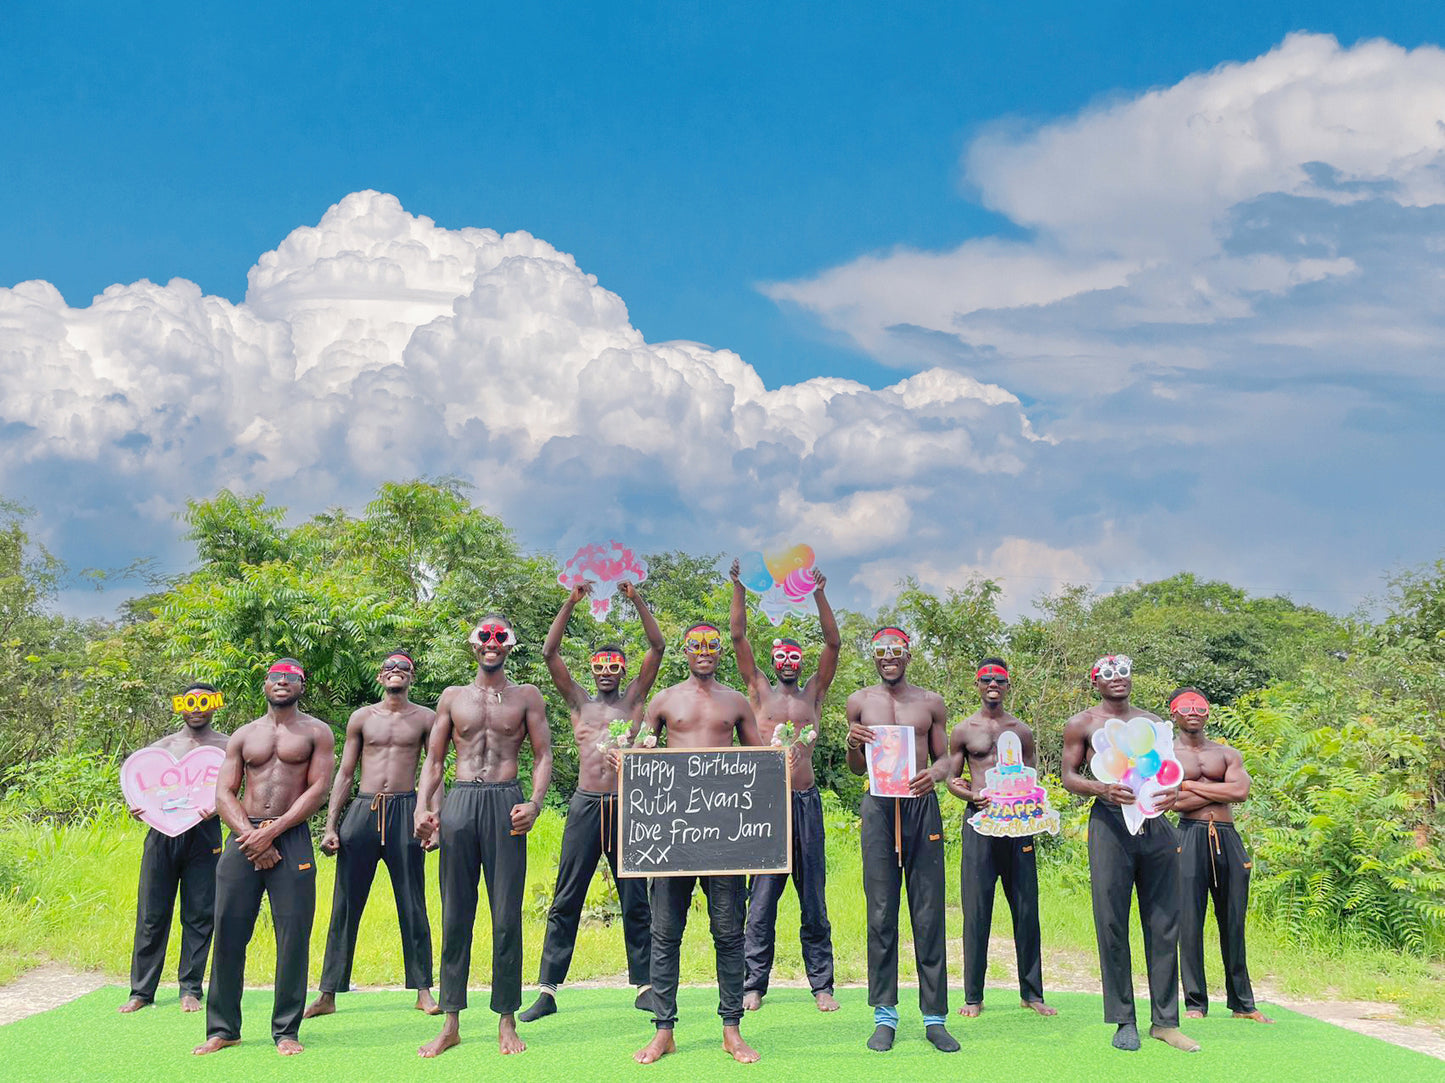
top-left (945, 659), bottom-right (1054, 1018)
top-left (845, 627), bottom-right (959, 1054)
top-left (520, 580), bottom-right (664, 1022)
top-left (729, 560), bottom-right (840, 1013)
top-left (1158, 688), bottom-right (1272, 1025)
top-left (414, 615), bottom-right (552, 1059)
top-left (193, 660), bottom-right (334, 1057)
top-left (120, 682), bottom-right (230, 1015)
top-left (1061, 654), bottom-right (1197, 1053)
top-left (304, 650), bottom-right (438, 1020)
top-left (632, 622), bottom-right (763, 1065)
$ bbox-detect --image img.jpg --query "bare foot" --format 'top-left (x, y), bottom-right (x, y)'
top-left (722, 1026), bottom-right (759, 1063)
top-left (416, 988), bottom-right (441, 1015)
top-left (1234, 1009), bottom-right (1275, 1024)
top-left (303, 992), bottom-right (336, 1019)
top-left (815, 991), bottom-right (840, 1012)
top-left (499, 1014), bottom-right (526, 1055)
top-left (180, 995), bottom-right (202, 1013)
top-left (419, 1015), bottom-right (461, 1058)
top-left (276, 1038), bottom-right (304, 1056)
top-left (1185, 1009), bottom-right (1205, 1019)
top-left (635, 1029), bottom-right (676, 1064)
top-left (192, 1037), bottom-right (239, 1056)
top-left (957, 1003), bottom-right (982, 1017)
top-left (118, 996), bottom-right (149, 1014)
top-left (743, 990), bottom-right (762, 1012)
top-left (1022, 1000), bottom-right (1057, 1016)
top-left (1150, 1025), bottom-right (1201, 1052)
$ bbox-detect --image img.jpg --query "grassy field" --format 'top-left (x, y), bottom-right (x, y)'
top-left (0, 809), bottom-right (1441, 1023)
top-left (2, 986), bottom-right (1443, 1083)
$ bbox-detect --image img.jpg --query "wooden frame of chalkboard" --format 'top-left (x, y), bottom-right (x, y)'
top-left (616, 747), bottom-right (792, 878)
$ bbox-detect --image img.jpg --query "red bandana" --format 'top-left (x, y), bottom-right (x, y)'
top-left (976, 664), bottom-right (1009, 679)
top-left (267, 661), bottom-right (305, 678)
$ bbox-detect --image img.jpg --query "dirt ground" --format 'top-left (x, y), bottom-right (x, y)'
top-left (3, 944), bottom-right (1441, 1061)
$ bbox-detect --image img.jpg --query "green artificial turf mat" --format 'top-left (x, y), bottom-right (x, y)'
top-left (2, 986), bottom-right (1441, 1082)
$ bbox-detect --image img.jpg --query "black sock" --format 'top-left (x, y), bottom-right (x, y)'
top-left (518, 992), bottom-right (556, 1023)
top-left (925, 1023), bottom-right (960, 1052)
top-left (1112, 1022), bottom-right (1140, 1051)
top-left (867, 1024), bottom-right (895, 1052)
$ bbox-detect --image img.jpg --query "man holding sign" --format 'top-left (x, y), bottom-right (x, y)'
top-left (1061, 655), bottom-right (1197, 1054)
top-left (845, 627), bottom-right (958, 1054)
top-left (193, 660), bottom-right (335, 1057)
top-left (521, 579), bottom-right (664, 1023)
top-left (631, 623), bottom-right (763, 1065)
top-left (729, 559), bottom-right (841, 1014)
top-left (119, 683), bottom-right (229, 1015)
top-left (945, 659), bottom-right (1054, 1019)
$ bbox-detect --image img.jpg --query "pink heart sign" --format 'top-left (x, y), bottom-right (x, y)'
top-left (121, 745), bottom-right (226, 837)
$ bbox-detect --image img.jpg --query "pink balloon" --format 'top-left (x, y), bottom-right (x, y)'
top-left (781, 567), bottom-right (815, 601)
top-left (1155, 758), bottom-right (1183, 788)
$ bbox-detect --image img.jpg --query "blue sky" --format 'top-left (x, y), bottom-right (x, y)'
top-left (3, 2), bottom-right (1444, 617)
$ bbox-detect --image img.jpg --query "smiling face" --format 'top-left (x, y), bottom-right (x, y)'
top-left (682, 625), bottom-right (722, 678)
top-left (469, 618), bottom-right (515, 672)
top-left (1090, 653), bottom-right (1133, 701)
top-left (378, 653), bottom-right (415, 693)
top-left (263, 662), bottom-right (305, 707)
top-left (871, 629), bottom-right (910, 684)
top-left (975, 662), bottom-right (1010, 706)
top-left (590, 649), bottom-right (627, 694)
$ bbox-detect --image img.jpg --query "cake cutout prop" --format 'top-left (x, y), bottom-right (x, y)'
top-left (1088, 716), bottom-right (1184, 835)
top-left (968, 731), bottom-right (1061, 837)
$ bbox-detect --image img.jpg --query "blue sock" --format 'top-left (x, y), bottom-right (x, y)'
top-left (873, 1006), bottom-right (899, 1029)
top-left (922, 1013), bottom-right (947, 1027)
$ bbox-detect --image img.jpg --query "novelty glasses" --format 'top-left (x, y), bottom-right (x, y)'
top-left (772, 646), bottom-right (804, 667)
top-left (471, 623), bottom-right (516, 648)
top-left (1094, 656), bottom-right (1132, 680)
top-left (590, 654), bottom-right (626, 676)
top-left (683, 630), bottom-right (722, 655)
top-left (873, 643), bottom-right (907, 660)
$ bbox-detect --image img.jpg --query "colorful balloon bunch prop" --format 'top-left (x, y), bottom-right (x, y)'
top-left (735, 543), bottom-right (817, 626)
top-left (558, 541), bottom-right (649, 621)
top-left (1089, 717), bottom-right (1184, 835)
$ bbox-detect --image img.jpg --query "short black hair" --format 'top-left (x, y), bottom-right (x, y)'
top-left (275, 657), bottom-right (304, 671)
top-left (1168, 686), bottom-right (1205, 706)
top-left (978, 656), bottom-right (1009, 671)
top-left (593, 642), bottom-right (627, 660)
top-left (478, 613), bottom-right (510, 627)
top-left (184, 681), bottom-right (218, 694)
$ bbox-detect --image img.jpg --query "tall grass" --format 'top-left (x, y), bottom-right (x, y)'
top-left (0, 806), bottom-right (1440, 1021)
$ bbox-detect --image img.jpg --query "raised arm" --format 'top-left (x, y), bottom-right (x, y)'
top-left (807, 569), bottom-right (841, 706)
top-left (621, 580), bottom-right (666, 706)
top-left (542, 585), bottom-right (588, 707)
top-left (321, 709), bottom-right (366, 853)
top-left (728, 559), bottom-right (761, 693)
top-left (510, 687), bottom-right (553, 835)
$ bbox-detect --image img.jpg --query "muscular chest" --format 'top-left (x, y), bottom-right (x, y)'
top-left (859, 695), bottom-right (929, 732)
top-left (361, 713), bottom-right (423, 751)
top-left (1181, 746), bottom-right (1229, 782)
top-left (452, 691), bottom-right (525, 743)
top-left (242, 725), bottom-right (312, 767)
top-left (759, 685), bottom-right (815, 726)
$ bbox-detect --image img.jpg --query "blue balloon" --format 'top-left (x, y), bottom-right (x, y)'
top-left (1135, 750), bottom-right (1162, 780)
top-left (737, 551), bottom-right (773, 593)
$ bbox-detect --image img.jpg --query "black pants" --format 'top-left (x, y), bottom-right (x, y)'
top-left (861, 792), bottom-right (948, 1016)
top-left (128, 820), bottom-right (222, 1002)
top-left (537, 789), bottom-right (651, 989)
top-left (1087, 800), bottom-right (1180, 1027)
top-left (960, 819), bottom-right (1043, 1004)
top-left (744, 786), bottom-right (834, 997)
top-left (319, 791), bottom-right (433, 993)
top-left (438, 780), bottom-right (527, 1015)
top-left (1178, 818), bottom-right (1257, 1014)
top-left (206, 820), bottom-right (317, 1044)
top-left (648, 874), bottom-right (746, 1029)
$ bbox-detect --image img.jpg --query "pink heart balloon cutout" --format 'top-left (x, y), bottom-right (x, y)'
top-left (121, 745), bottom-right (225, 837)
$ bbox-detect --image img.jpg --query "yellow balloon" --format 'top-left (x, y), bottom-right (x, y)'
top-left (1123, 717), bottom-right (1156, 757)
top-left (763, 543), bottom-right (814, 583)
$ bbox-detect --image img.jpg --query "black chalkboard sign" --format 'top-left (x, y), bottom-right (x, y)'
top-left (616, 747), bottom-right (791, 878)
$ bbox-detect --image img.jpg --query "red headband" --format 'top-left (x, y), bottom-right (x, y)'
top-left (976, 664), bottom-right (1009, 679)
top-left (267, 661), bottom-right (305, 678)
top-left (871, 627), bottom-right (910, 646)
top-left (1170, 691), bottom-right (1209, 713)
